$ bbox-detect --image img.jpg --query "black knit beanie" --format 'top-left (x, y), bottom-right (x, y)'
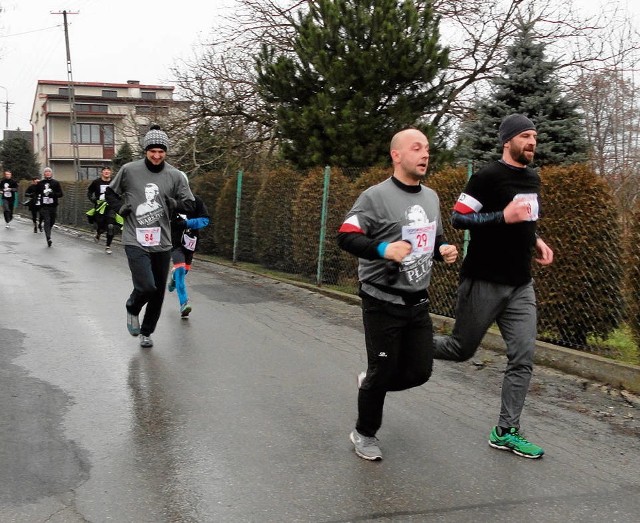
top-left (498, 114), bottom-right (536, 144)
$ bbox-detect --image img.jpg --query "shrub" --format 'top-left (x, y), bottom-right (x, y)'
top-left (292, 167), bottom-right (354, 283)
top-left (624, 208), bottom-right (640, 351)
top-left (191, 171), bottom-right (228, 255)
top-left (213, 171), bottom-right (265, 261)
top-left (253, 166), bottom-right (304, 271)
top-left (427, 165), bottom-right (467, 317)
top-left (536, 163), bottom-right (624, 347)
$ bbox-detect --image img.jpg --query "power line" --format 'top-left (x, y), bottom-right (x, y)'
top-left (0, 25), bottom-right (62, 39)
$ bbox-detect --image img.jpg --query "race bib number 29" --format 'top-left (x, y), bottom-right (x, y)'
top-left (402, 221), bottom-right (436, 259)
top-left (136, 226), bottom-right (161, 247)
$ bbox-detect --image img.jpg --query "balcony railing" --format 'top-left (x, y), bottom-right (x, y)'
top-left (49, 142), bottom-right (113, 160)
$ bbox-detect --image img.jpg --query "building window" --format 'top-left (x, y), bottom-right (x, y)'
top-left (141, 91), bottom-right (157, 100)
top-left (135, 105), bottom-right (169, 116)
top-left (102, 90), bottom-right (118, 98)
top-left (74, 123), bottom-right (115, 145)
top-left (79, 166), bottom-right (102, 181)
top-left (75, 103), bottom-right (108, 114)
top-left (58, 88), bottom-right (70, 96)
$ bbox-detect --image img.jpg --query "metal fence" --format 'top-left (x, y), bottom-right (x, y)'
top-left (22, 164), bottom-right (639, 361)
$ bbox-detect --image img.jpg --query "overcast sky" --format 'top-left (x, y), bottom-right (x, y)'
top-left (0, 0), bottom-right (233, 136)
top-left (0, 0), bottom-right (637, 141)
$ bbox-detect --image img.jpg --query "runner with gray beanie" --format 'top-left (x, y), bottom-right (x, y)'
top-left (106, 124), bottom-right (195, 348)
top-left (433, 112), bottom-right (554, 459)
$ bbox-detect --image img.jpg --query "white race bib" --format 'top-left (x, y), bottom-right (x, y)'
top-left (514, 193), bottom-right (539, 221)
top-left (402, 221), bottom-right (437, 260)
top-left (182, 233), bottom-right (197, 252)
top-left (136, 226), bottom-right (161, 247)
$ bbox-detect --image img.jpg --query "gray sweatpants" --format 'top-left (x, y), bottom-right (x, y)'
top-left (433, 278), bottom-right (537, 429)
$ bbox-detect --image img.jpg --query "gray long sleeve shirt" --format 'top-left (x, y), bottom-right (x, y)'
top-left (109, 159), bottom-right (194, 252)
top-left (338, 176), bottom-right (444, 305)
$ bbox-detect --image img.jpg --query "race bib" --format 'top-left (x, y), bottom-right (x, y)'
top-left (42, 196), bottom-right (54, 205)
top-left (136, 226), bottom-right (161, 247)
top-left (182, 233), bottom-right (197, 251)
top-left (514, 193), bottom-right (539, 221)
top-left (402, 221), bottom-right (437, 260)
top-left (3, 190), bottom-right (11, 198)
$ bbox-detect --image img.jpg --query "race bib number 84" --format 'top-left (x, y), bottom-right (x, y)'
top-left (136, 226), bottom-right (161, 247)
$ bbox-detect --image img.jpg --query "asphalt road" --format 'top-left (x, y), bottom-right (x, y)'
top-left (1, 216), bottom-right (639, 523)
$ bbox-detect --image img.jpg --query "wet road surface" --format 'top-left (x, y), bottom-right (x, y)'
top-left (1, 217), bottom-right (639, 522)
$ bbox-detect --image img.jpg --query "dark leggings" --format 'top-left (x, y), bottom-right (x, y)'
top-left (2, 198), bottom-right (14, 224)
top-left (40, 207), bottom-right (57, 240)
top-left (29, 207), bottom-right (41, 226)
top-left (96, 214), bottom-right (116, 247)
top-left (356, 293), bottom-right (434, 437)
top-left (124, 245), bottom-right (171, 336)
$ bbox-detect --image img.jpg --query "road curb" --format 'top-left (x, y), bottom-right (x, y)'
top-left (430, 314), bottom-right (640, 395)
top-left (223, 267), bottom-right (640, 395)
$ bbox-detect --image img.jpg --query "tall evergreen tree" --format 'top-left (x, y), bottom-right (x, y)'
top-left (255, 0), bottom-right (449, 169)
top-left (0, 137), bottom-right (40, 180)
top-left (456, 21), bottom-right (589, 168)
top-left (110, 141), bottom-right (135, 174)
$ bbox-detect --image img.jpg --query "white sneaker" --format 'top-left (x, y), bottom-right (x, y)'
top-left (105, 247), bottom-right (112, 254)
top-left (140, 335), bottom-right (153, 348)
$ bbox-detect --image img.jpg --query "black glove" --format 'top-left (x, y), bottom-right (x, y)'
top-left (385, 261), bottom-right (400, 285)
top-left (118, 203), bottom-right (132, 217)
top-left (175, 216), bottom-right (186, 229)
top-left (165, 197), bottom-right (177, 213)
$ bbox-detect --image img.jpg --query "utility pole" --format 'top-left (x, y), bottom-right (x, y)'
top-left (52, 10), bottom-right (80, 180)
top-left (0, 86), bottom-right (11, 130)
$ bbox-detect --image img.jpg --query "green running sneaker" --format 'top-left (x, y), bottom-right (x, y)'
top-left (489, 426), bottom-right (544, 459)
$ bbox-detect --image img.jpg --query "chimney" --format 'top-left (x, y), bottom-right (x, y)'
top-left (127, 80), bottom-right (140, 85)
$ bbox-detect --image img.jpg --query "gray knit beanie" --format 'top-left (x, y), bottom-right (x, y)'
top-left (498, 114), bottom-right (536, 144)
top-left (143, 124), bottom-right (169, 151)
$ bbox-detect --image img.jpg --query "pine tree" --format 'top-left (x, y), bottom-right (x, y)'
top-left (255, 0), bottom-right (449, 169)
top-left (0, 137), bottom-right (40, 180)
top-left (456, 21), bottom-right (589, 167)
top-left (111, 141), bottom-right (135, 174)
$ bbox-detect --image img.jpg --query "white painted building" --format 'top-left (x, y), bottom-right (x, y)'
top-left (30, 80), bottom-right (183, 181)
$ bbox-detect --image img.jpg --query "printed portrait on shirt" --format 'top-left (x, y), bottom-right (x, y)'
top-left (135, 183), bottom-right (164, 226)
top-left (400, 204), bottom-right (437, 283)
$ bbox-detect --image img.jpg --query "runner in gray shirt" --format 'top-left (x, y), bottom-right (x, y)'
top-left (107, 124), bottom-right (194, 348)
top-left (338, 128), bottom-right (458, 461)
